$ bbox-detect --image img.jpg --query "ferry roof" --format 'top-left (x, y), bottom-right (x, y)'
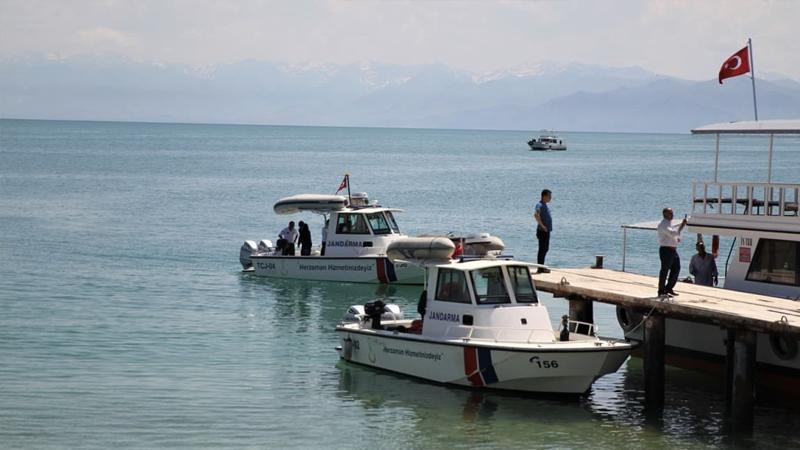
top-left (691, 119), bottom-right (800, 135)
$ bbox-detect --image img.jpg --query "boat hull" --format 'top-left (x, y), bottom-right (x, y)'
top-left (336, 328), bottom-right (632, 394)
top-left (249, 255), bottom-right (424, 284)
top-left (618, 312), bottom-right (800, 394)
top-left (529, 144), bottom-right (566, 151)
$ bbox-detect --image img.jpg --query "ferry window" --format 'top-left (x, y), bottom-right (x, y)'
top-left (745, 239), bottom-right (800, 286)
top-left (366, 213), bottom-right (391, 235)
top-left (386, 212), bottom-right (400, 233)
top-left (470, 267), bottom-right (511, 304)
top-left (508, 266), bottom-right (538, 303)
top-left (336, 213), bottom-right (370, 235)
top-left (435, 269), bottom-right (471, 304)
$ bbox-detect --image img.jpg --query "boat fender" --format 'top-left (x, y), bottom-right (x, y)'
top-left (616, 306), bottom-right (643, 333)
top-left (239, 240), bottom-right (259, 270)
top-left (769, 334), bottom-right (798, 360)
top-left (417, 290), bottom-right (427, 317)
top-left (559, 315), bottom-right (570, 341)
top-left (343, 337), bottom-right (354, 361)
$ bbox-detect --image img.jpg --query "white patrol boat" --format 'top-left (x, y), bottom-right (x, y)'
top-left (617, 120), bottom-right (800, 393)
top-left (239, 192), bottom-right (505, 285)
top-left (336, 238), bottom-right (634, 394)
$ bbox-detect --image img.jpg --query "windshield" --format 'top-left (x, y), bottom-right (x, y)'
top-left (470, 267), bottom-right (510, 304)
top-left (386, 211), bottom-right (400, 233)
top-left (508, 266), bottom-right (538, 303)
top-left (366, 213), bottom-right (391, 235)
top-left (336, 213), bottom-right (370, 235)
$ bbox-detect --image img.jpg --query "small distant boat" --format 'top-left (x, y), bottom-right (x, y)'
top-left (528, 132), bottom-right (566, 151)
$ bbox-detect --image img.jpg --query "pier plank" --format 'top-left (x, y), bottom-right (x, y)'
top-left (533, 268), bottom-right (800, 337)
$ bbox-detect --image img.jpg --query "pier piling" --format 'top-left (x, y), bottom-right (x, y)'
top-left (568, 296), bottom-right (593, 330)
top-left (726, 329), bottom-right (756, 429)
top-left (644, 313), bottom-right (665, 409)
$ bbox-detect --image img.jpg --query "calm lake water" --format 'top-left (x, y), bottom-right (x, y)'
top-left (1, 118), bottom-right (799, 449)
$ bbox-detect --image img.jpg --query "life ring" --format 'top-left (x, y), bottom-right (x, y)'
top-left (616, 306), bottom-right (643, 333)
top-left (769, 334), bottom-right (798, 361)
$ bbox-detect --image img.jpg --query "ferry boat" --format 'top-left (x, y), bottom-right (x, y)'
top-left (528, 132), bottom-right (566, 151)
top-left (239, 192), bottom-right (505, 285)
top-left (617, 120), bottom-right (800, 391)
top-left (337, 238), bottom-right (634, 394)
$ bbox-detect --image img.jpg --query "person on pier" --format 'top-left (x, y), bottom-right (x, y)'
top-left (534, 189), bottom-right (553, 273)
top-left (657, 208), bottom-right (687, 297)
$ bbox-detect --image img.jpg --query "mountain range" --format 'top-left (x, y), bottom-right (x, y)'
top-left (2, 55), bottom-right (799, 133)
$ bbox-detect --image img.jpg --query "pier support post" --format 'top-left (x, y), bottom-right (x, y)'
top-left (568, 296), bottom-right (593, 323)
top-left (643, 313), bottom-right (665, 409)
top-left (726, 329), bottom-right (756, 430)
top-left (568, 296), bottom-right (594, 334)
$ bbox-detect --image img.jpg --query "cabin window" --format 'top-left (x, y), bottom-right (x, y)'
top-left (508, 266), bottom-right (538, 303)
top-left (435, 269), bottom-right (471, 304)
top-left (470, 267), bottom-right (511, 304)
top-left (386, 212), bottom-right (400, 233)
top-left (336, 213), bottom-right (370, 235)
top-left (366, 213), bottom-right (391, 235)
top-left (745, 239), bottom-right (800, 286)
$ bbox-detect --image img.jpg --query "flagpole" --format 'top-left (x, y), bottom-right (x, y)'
top-left (748, 37), bottom-right (759, 121)
top-left (346, 173), bottom-right (352, 205)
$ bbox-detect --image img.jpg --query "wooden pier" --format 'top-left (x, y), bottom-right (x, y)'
top-left (532, 267), bottom-right (800, 427)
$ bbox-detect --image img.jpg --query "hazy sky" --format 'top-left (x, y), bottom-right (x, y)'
top-left (1, 0), bottom-right (798, 80)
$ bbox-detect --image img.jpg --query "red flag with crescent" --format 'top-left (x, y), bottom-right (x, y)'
top-left (336, 175), bottom-right (348, 193)
top-left (719, 46), bottom-right (750, 84)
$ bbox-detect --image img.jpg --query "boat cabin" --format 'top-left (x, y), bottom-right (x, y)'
top-left (689, 120), bottom-right (800, 298)
top-left (271, 192), bottom-right (408, 258)
top-left (418, 259), bottom-right (557, 342)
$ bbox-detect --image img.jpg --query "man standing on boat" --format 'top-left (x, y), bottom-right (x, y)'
top-left (657, 208), bottom-right (687, 297)
top-left (534, 189), bottom-right (553, 273)
top-left (279, 221), bottom-right (298, 256)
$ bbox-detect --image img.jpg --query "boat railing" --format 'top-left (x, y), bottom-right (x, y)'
top-left (559, 319), bottom-right (598, 337)
top-left (444, 325), bottom-right (557, 344)
top-left (692, 181), bottom-right (800, 217)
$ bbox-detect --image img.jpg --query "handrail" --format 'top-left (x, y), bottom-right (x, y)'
top-left (559, 319), bottom-right (598, 337)
top-left (691, 181), bottom-right (800, 217)
top-left (444, 325), bottom-right (557, 344)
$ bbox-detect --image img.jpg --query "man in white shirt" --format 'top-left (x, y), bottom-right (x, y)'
top-left (657, 208), bottom-right (687, 297)
top-left (278, 221), bottom-right (299, 256)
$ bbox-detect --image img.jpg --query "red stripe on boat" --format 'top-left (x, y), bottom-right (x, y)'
top-left (463, 347), bottom-right (483, 386)
top-left (376, 258), bottom-right (388, 283)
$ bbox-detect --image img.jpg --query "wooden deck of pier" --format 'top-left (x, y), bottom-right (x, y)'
top-left (532, 268), bottom-right (800, 337)
top-left (532, 267), bottom-right (800, 428)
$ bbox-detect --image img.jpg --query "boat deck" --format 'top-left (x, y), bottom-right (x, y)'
top-left (532, 268), bottom-right (800, 337)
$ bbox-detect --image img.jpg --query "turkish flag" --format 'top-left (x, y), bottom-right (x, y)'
top-left (336, 175), bottom-right (348, 193)
top-left (719, 46), bottom-right (750, 84)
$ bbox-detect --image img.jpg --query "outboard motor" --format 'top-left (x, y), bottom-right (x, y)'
top-left (342, 304), bottom-right (403, 324)
top-left (239, 240), bottom-right (259, 270)
top-left (258, 239), bottom-right (274, 253)
top-left (364, 300), bottom-right (387, 330)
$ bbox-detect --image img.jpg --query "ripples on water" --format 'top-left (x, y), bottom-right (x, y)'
top-left (1, 119), bottom-right (799, 448)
